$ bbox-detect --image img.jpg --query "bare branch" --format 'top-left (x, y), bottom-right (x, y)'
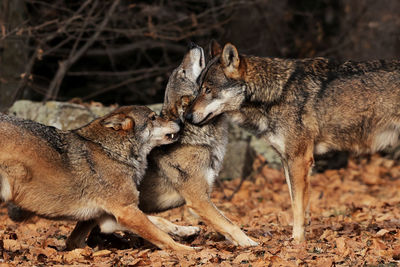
top-left (45, 0), bottom-right (120, 100)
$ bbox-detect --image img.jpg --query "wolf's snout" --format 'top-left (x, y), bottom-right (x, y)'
top-left (163, 120), bottom-right (181, 143)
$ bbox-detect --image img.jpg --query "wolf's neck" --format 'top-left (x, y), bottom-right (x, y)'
top-left (243, 57), bottom-right (294, 106)
top-left (180, 115), bottom-right (228, 147)
top-left (130, 145), bottom-right (150, 185)
top-left (74, 125), bottom-right (146, 177)
top-left (180, 115), bottom-right (228, 176)
top-left (228, 57), bottom-right (295, 137)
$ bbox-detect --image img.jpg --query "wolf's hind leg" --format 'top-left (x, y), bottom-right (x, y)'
top-left (66, 220), bottom-right (97, 250)
top-left (109, 204), bottom-right (196, 251)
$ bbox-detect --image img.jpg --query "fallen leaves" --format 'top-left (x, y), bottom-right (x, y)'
top-left (92, 249), bottom-right (112, 257)
top-left (1, 153), bottom-right (400, 266)
top-left (2, 239), bottom-right (26, 252)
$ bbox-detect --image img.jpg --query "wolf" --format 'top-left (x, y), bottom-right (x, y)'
top-left (0, 105), bottom-right (198, 251)
top-left (186, 41), bottom-right (400, 242)
top-left (66, 43), bottom-right (258, 249)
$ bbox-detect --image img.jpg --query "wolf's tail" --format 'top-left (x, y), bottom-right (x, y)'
top-left (7, 203), bottom-right (35, 222)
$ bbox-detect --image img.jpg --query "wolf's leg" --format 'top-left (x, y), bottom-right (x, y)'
top-left (147, 215), bottom-right (200, 238)
top-left (178, 178), bottom-right (258, 247)
top-left (66, 220), bottom-right (97, 250)
top-left (96, 214), bottom-right (200, 238)
top-left (68, 215), bottom-right (200, 249)
top-left (286, 145), bottom-right (313, 243)
top-left (108, 204), bottom-right (196, 251)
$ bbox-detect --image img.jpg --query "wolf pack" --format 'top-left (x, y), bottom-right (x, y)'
top-left (1, 40), bottom-right (399, 252)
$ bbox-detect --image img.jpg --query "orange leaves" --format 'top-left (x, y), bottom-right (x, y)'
top-left (1, 153), bottom-right (400, 265)
top-left (335, 236), bottom-right (350, 257)
top-left (2, 239), bottom-right (26, 252)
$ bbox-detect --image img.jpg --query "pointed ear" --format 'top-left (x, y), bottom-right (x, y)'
top-left (221, 43), bottom-right (241, 78)
top-left (181, 44), bottom-right (205, 83)
top-left (221, 43), bottom-right (239, 68)
top-left (209, 39), bottom-right (222, 58)
top-left (101, 113), bottom-right (134, 131)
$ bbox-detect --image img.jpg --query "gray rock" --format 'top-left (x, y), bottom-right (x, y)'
top-left (7, 100), bottom-right (114, 130)
top-left (7, 100), bottom-right (278, 179)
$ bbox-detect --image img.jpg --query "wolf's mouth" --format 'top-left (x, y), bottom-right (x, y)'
top-left (198, 112), bottom-right (213, 125)
top-left (165, 132), bottom-right (179, 141)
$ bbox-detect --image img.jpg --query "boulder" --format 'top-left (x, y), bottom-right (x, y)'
top-left (7, 100), bottom-right (278, 179)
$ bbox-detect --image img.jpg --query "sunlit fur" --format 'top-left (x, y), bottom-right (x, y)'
top-left (188, 42), bottom-right (400, 243)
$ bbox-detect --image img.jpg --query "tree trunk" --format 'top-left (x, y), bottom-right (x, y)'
top-left (0, 0), bottom-right (28, 112)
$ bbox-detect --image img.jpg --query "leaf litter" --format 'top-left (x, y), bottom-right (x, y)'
top-left (0, 153), bottom-right (399, 266)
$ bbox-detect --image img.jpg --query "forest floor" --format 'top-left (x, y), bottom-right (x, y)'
top-left (1, 154), bottom-right (399, 266)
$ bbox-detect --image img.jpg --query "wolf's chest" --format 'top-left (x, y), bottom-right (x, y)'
top-left (205, 140), bottom-right (227, 187)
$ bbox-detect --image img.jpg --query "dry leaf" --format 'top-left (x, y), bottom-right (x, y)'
top-left (63, 248), bottom-right (90, 263)
top-left (93, 249), bottom-right (112, 257)
top-left (2, 153), bottom-right (400, 265)
top-left (233, 252), bottom-right (256, 264)
top-left (315, 256), bottom-right (333, 266)
top-left (3, 239), bottom-right (26, 252)
top-left (376, 229), bottom-right (389, 237)
top-left (335, 237), bottom-right (350, 257)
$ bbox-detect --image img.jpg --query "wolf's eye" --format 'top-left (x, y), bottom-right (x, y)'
top-left (205, 87), bottom-right (211, 94)
top-left (149, 113), bottom-right (156, 121)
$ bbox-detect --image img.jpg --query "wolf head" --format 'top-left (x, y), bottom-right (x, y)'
top-left (100, 105), bottom-right (180, 149)
top-left (185, 42), bottom-right (246, 125)
top-left (161, 43), bottom-right (206, 123)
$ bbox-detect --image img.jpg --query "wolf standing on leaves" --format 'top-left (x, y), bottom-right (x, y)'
top-left (68, 43), bottom-right (257, 248)
top-left (187, 41), bottom-right (400, 243)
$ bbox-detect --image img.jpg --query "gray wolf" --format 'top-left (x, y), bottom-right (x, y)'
top-left (67, 43), bottom-right (257, 248)
top-left (0, 105), bottom-right (197, 251)
top-left (186, 41), bottom-right (400, 242)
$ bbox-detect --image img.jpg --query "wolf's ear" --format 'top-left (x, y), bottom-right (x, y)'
top-left (182, 43), bottom-right (205, 82)
top-left (221, 43), bottom-right (240, 78)
top-left (221, 43), bottom-right (239, 69)
top-left (209, 39), bottom-right (222, 58)
top-left (101, 113), bottom-right (134, 131)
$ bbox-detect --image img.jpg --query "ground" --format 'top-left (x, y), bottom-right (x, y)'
top-left (1, 154), bottom-right (399, 266)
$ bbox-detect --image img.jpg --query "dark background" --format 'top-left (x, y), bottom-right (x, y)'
top-left (1, 0), bottom-right (399, 111)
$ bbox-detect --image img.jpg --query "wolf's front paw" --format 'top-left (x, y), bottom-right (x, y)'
top-left (238, 235), bottom-right (258, 247)
top-left (172, 243), bottom-right (202, 252)
top-left (172, 225), bottom-right (201, 238)
top-left (229, 227), bottom-right (258, 247)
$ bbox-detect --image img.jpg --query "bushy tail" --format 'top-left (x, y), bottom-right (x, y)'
top-left (7, 203), bottom-right (35, 222)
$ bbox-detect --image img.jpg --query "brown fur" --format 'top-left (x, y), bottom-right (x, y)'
top-left (139, 44), bottom-right (257, 247)
top-left (187, 41), bottom-right (400, 242)
top-left (67, 43), bottom-right (257, 248)
top-left (0, 106), bottom-right (196, 251)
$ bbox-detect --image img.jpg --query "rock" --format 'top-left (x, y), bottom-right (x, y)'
top-left (219, 120), bottom-right (280, 179)
top-left (7, 100), bottom-right (276, 179)
top-left (7, 100), bottom-right (115, 130)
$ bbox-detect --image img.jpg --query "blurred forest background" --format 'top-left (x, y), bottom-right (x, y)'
top-left (1, 0), bottom-right (399, 111)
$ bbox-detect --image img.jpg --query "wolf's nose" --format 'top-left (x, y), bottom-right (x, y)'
top-left (185, 113), bottom-right (193, 123)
